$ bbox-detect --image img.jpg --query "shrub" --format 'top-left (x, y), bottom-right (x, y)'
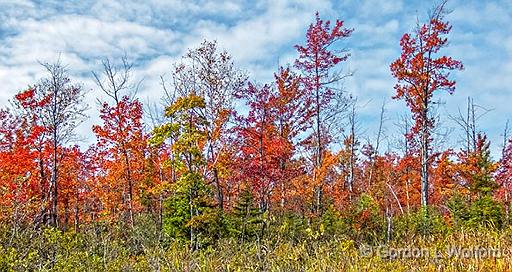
top-left (393, 208), bottom-right (450, 240)
top-left (229, 189), bottom-right (263, 242)
top-left (468, 195), bottom-right (504, 228)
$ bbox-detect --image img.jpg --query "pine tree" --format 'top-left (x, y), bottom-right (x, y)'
top-left (151, 93), bottom-right (219, 250)
top-left (231, 189), bottom-right (263, 242)
top-left (457, 134), bottom-right (498, 199)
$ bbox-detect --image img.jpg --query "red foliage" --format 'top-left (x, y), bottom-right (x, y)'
top-left (91, 95), bottom-right (147, 221)
top-left (390, 11), bottom-right (463, 135)
top-left (497, 138), bottom-right (512, 203)
top-left (295, 12), bottom-right (353, 96)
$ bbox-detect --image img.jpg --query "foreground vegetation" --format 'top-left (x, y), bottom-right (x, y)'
top-left (1, 207), bottom-right (512, 271)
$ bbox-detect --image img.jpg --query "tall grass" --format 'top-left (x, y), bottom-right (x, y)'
top-left (1, 222), bottom-right (511, 271)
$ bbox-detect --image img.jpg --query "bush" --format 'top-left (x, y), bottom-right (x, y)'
top-left (468, 196), bottom-right (504, 228)
top-left (447, 192), bottom-right (470, 227)
top-left (393, 207), bottom-right (450, 241)
top-left (347, 194), bottom-right (386, 244)
top-left (447, 193), bottom-right (504, 229)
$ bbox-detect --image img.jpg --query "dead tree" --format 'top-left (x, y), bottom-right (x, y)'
top-left (38, 60), bottom-right (88, 227)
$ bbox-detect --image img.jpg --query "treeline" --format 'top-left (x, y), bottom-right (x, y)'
top-left (1, 1), bottom-right (511, 254)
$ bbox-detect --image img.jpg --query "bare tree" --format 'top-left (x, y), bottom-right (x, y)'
top-left (394, 113), bottom-right (414, 214)
top-left (367, 99), bottom-right (387, 189)
top-left (346, 101), bottom-right (358, 199)
top-left (449, 96), bottom-right (491, 155)
top-left (501, 120), bottom-right (511, 224)
top-left (502, 120), bottom-right (510, 156)
top-left (37, 59), bottom-right (88, 227)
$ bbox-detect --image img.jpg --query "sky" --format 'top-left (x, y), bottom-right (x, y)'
top-left (0, 0), bottom-right (511, 158)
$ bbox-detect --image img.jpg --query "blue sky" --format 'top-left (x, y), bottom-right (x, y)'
top-left (0, 0), bottom-right (511, 158)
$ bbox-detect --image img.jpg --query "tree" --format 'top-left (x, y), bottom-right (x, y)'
top-left (0, 108), bottom-right (41, 226)
top-left (233, 83), bottom-right (290, 212)
top-left (14, 61), bottom-right (88, 227)
top-left (230, 189), bottom-right (263, 242)
top-left (170, 40), bottom-right (247, 210)
top-left (447, 135), bottom-right (502, 228)
top-left (497, 137), bottom-right (512, 224)
top-left (11, 88), bottom-right (52, 226)
top-left (457, 134), bottom-right (498, 199)
top-left (57, 146), bottom-right (86, 231)
top-left (365, 100), bottom-right (387, 191)
top-left (345, 101), bottom-right (359, 199)
top-left (294, 12), bottom-right (353, 213)
top-left (92, 57), bottom-right (146, 227)
top-left (151, 93), bottom-right (217, 250)
top-left (449, 97), bottom-right (490, 156)
top-left (272, 67), bottom-right (308, 209)
top-left (390, 1), bottom-right (463, 207)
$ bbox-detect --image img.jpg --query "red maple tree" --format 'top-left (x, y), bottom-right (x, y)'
top-left (390, 1), bottom-right (463, 207)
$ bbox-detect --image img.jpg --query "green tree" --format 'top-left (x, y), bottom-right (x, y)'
top-left (469, 134), bottom-right (498, 197)
top-left (230, 189), bottom-right (263, 242)
top-left (451, 134), bottom-right (502, 228)
top-left (151, 93), bottom-right (218, 250)
top-left (447, 192), bottom-right (469, 227)
top-left (468, 196), bottom-right (503, 228)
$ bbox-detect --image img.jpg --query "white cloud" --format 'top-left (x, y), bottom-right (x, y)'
top-left (0, 0), bottom-right (510, 158)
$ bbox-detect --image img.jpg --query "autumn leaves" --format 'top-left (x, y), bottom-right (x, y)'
top-left (3, 1), bottom-right (509, 239)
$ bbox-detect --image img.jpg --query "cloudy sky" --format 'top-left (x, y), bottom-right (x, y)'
top-left (0, 0), bottom-right (511, 157)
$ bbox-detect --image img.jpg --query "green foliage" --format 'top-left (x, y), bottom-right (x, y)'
top-left (151, 93), bottom-right (222, 249)
top-left (165, 94), bottom-right (206, 118)
top-left (470, 135), bottom-right (499, 197)
top-left (320, 205), bottom-right (342, 237)
top-left (447, 192), bottom-right (470, 227)
top-left (163, 171), bottom-right (219, 248)
top-left (468, 195), bottom-right (504, 228)
top-left (163, 182), bottom-right (194, 240)
top-left (150, 93), bottom-right (207, 172)
top-left (393, 208), bottom-right (449, 240)
top-left (229, 189), bottom-right (263, 241)
top-left (270, 213), bottom-right (310, 242)
top-left (148, 123), bottom-right (178, 147)
top-left (447, 193), bottom-right (504, 229)
top-left (3, 221), bottom-right (512, 271)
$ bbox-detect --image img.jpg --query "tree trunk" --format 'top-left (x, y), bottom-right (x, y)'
top-left (506, 191), bottom-right (510, 226)
top-left (121, 147), bottom-right (134, 228)
top-left (314, 68), bottom-right (322, 214)
top-left (38, 154), bottom-right (48, 226)
top-left (50, 137), bottom-right (59, 227)
top-left (64, 200), bottom-right (69, 231)
top-left (189, 187), bottom-right (195, 251)
top-left (386, 205), bottom-right (393, 242)
top-left (348, 104), bottom-right (356, 200)
top-left (420, 99), bottom-right (429, 208)
top-left (74, 192), bottom-right (80, 232)
top-left (213, 166), bottom-right (223, 210)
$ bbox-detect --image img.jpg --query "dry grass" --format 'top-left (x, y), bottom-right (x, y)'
top-left (2, 226), bottom-right (512, 271)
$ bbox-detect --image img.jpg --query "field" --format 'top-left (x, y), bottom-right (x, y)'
top-left (2, 214), bottom-right (512, 271)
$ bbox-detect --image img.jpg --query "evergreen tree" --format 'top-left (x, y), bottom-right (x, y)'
top-left (452, 133), bottom-right (502, 227)
top-left (470, 134), bottom-right (498, 197)
top-left (231, 189), bottom-right (263, 242)
top-left (151, 94), bottom-right (219, 249)
top-left (447, 192), bottom-right (469, 227)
